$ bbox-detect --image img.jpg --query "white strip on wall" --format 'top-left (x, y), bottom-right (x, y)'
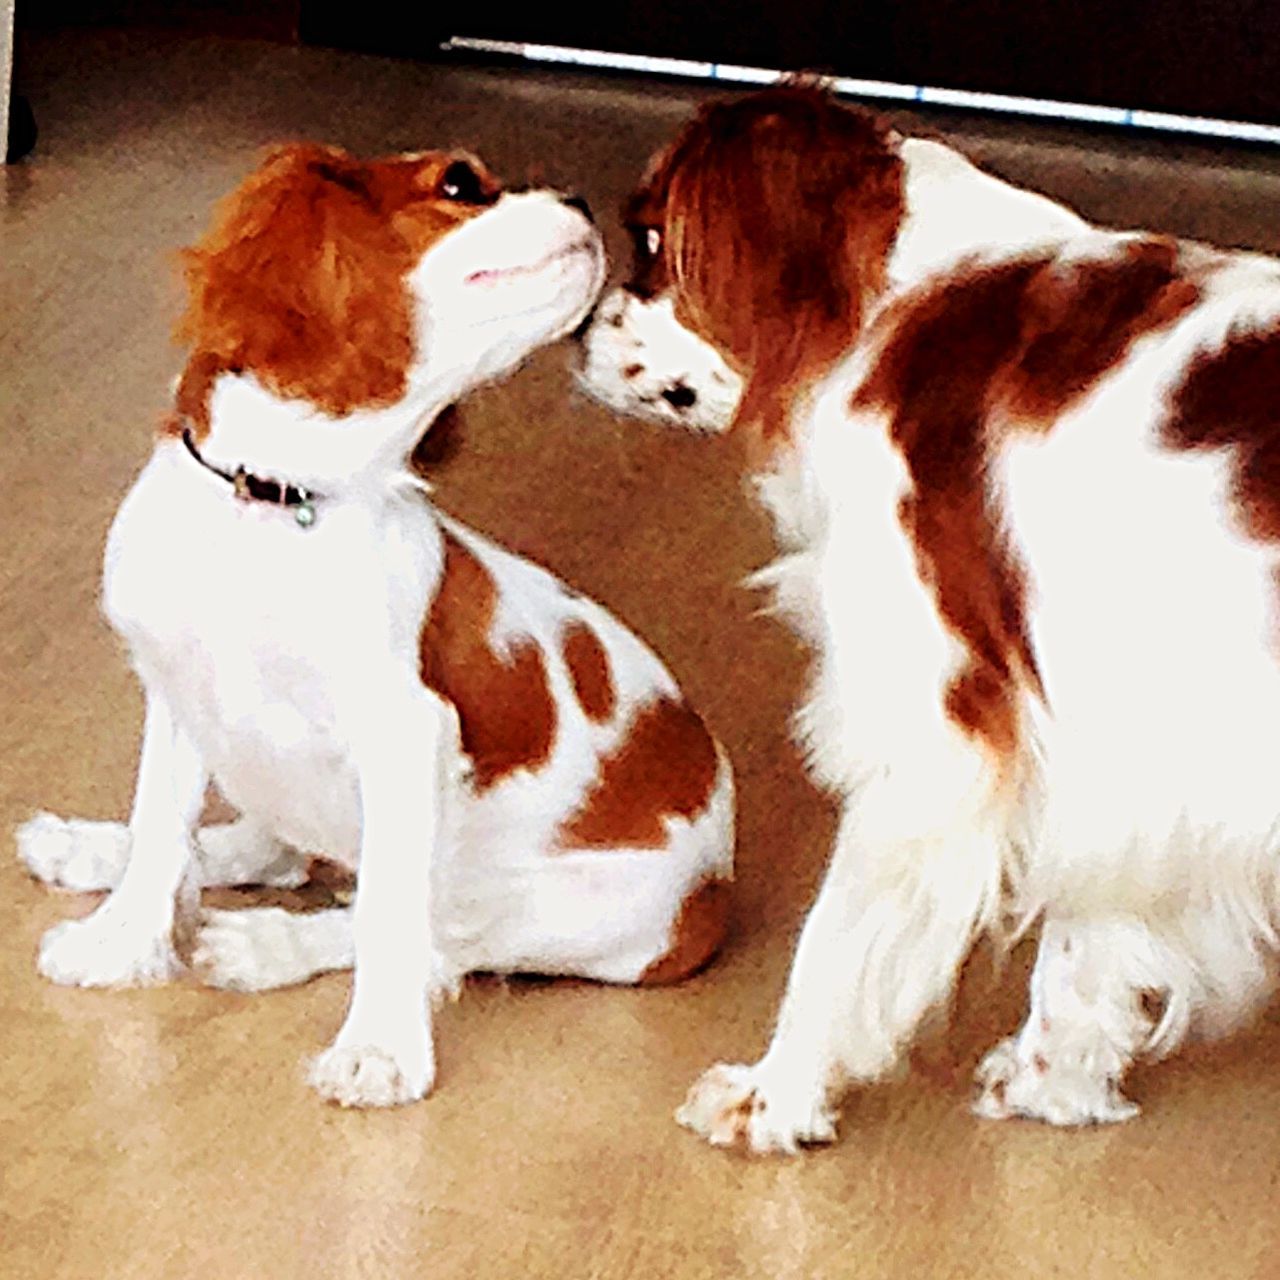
top-left (443, 36), bottom-right (1280, 146)
top-left (0, 0), bottom-right (14, 164)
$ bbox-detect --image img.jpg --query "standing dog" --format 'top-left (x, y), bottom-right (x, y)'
top-left (581, 83), bottom-right (1280, 1152)
top-left (21, 144), bottom-right (734, 1108)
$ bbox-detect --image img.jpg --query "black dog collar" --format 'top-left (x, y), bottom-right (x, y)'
top-left (181, 427), bottom-right (319, 528)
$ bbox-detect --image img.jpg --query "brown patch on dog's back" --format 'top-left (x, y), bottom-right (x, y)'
top-left (562, 621), bottom-right (616, 724)
top-left (560, 697), bottom-right (718, 848)
top-left (639, 877), bottom-right (732, 985)
top-left (1165, 324), bottom-right (1280, 541)
top-left (1000, 238), bottom-right (1202, 420)
top-left (420, 531), bottom-right (556, 790)
top-left (854, 238), bottom-right (1201, 760)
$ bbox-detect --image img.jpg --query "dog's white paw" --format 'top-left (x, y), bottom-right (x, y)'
top-left (37, 912), bottom-right (180, 987)
top-left (309, 1035), bottom-right (435, 1109)
top-left (676, 1062), bottom-right (838, 1155)
top-left (193, 907), bottom-right (317, 992)
top-left (17, 813), bottom-right (130, 892)
top-left (972, 1036), bottom-right (1140, 1126)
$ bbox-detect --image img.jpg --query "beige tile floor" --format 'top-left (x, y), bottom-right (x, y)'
top-left (2, 27), bottom-right (1278, 1279)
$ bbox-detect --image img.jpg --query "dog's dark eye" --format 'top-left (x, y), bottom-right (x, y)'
top-left (625, 224), bottom-right (668, 299)
top-left (630, 225), bottom-right (662, 258)
top-left (439, 160), bottom-right (493, 205)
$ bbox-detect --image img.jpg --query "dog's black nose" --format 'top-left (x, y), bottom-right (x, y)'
top-left (562, 194), bottom-right (594, 222)
top-left (662, 383), bottom-right (697, 410)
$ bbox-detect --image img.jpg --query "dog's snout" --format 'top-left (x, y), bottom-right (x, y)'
top-left (562, 194), bottom-right (594, 223)
top-left (662, 383), bottom-right (698, 410)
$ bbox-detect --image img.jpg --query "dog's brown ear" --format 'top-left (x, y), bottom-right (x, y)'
top-left (175, 143), bottom-right (415, 426)
top-left (660, 85), bottom-right (905, 443)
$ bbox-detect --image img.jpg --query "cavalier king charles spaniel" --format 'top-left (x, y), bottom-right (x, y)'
top-left (20, 143), bottom-right (734, 1108)
top-left (581, 82), bottom-right (1280, 1153)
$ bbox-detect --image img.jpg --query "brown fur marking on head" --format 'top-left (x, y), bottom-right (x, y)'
top-left (559, 697), bottom-right (719, 848)
top-left (629, 83), bottom-right (905, 445)
top-left (173, 146), bottom-right (500, 436)
top-left (420, 530), bottom-right (557, 790)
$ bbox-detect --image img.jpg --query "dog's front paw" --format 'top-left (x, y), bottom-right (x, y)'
top-left (972, 1036), bottom-right (1140, 1126)
top-left (38, 912), bottom-right (180, 988)
top-left (17, 813), bottom-right (130, 892)
top-left (676, 1062), bottom-right (838, 1155)
top-left (309, 1033), bottom-right (435, 1109)
top-left (194, 908), bottom-right (317, 992)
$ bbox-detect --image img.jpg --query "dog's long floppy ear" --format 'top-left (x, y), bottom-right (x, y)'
top-left (175, 144), bottom-right (415, 430)
top-left (660, 84), bottom-right (905, 442)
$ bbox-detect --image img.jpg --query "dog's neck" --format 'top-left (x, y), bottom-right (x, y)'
top-left (189, 370), bottom-right (461, 498)
top-left (887, 137), bottom-right (1090, 290)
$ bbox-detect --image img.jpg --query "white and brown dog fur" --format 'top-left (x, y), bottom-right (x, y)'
top-left (580, 83), bottom-right (1280, 1152)
top-left (19, 144), bottom-right (734, 1108)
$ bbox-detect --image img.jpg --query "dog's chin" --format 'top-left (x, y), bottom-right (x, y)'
top-left (487, 246), bottom-right (606, 350)
top-left (464, 235), bottom-right (601, 289)
top-left (558, 247), bottom-right (608, 339)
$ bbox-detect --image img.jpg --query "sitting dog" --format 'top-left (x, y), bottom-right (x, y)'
top-left (20, 143), bottom-right (734, 1108)
top-left (580, 82), bottom-right (1280, 1152)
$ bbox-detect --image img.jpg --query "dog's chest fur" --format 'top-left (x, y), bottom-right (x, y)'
top-left (102, 443), bottom-right (438, 864)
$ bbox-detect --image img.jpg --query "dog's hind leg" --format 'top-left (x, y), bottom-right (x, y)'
top-left (18, 811), bottom-right (308, 892)
top-left (194, 905), bottom-right (353, 991)
top-left (972, 917), bottom-right (1151, 1126)
top-left (193, 817), bottom-right (309, 890)
top-left (968, 898), bottom-right (1280, 1128)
